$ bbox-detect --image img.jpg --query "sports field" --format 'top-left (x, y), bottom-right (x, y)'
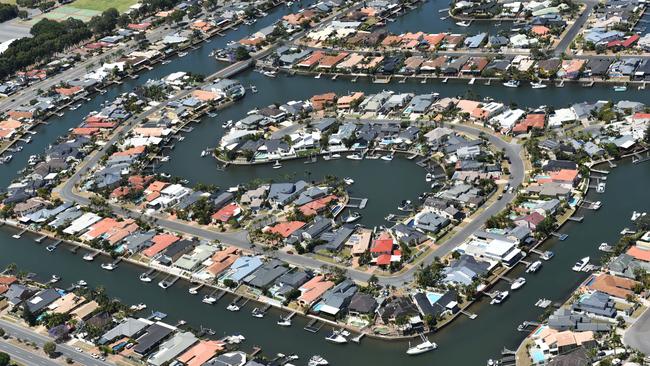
top-left (69, 0), bottom-right (138, 12)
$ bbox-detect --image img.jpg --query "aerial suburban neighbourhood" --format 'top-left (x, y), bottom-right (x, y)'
top-left (0, 0), bottom-right (648, 365)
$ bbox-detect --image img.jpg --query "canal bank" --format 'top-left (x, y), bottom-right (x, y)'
top-left (1, 159), bottom-right (647, 365)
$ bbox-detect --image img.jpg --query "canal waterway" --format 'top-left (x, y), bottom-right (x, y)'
top-left (1, 160), bottom-right (647, 364)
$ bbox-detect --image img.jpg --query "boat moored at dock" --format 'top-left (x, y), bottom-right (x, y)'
top-left (490, 291), bottom-right (509, 305)
top-left (526, 260), bottom-right (542, 273)
top-left (406, 334), bottom-right (438, 355)
top-left (572, 257), bottom-right (590, 272)
top-left (510, 277), bottom-right (526, 290)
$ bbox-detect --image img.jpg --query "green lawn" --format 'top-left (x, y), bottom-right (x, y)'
top-left (69, 0), bottom-right (138, 13)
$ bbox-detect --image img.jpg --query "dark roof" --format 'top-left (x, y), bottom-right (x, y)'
top-left (133, 323), bottom-right (174, 355)
top-left (348, 292), bottom-right (378, 314)
top-left (548, 347), bottom-right (590, 366)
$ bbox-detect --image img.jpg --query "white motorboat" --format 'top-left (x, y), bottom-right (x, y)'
top-left (277, 317), bottom-right (292, 326)
top-left (308, 355), bottom-right (329, 366)
top-left (178, 51), bottom-right (188, 57)
top-left (101, 263), bottom-right (116, 271)
top-left (223, 334), bottom-right (246, 344)
top-left (510, 277), bottom-right (526, 290)
top-left (331, 154), bottom-right (341, 159)
top-left (226, 303), bottom-right (240, 312)
top-left (344, 211), bottom-right (361, 223)
top-left (425, 173), bottom-right (433, 182)
top-left (613, 85), bottom-right (627, 92)
top-left (490, 291), bottom-right (509, 305)
top-left (251, 85), bottom-right (258, 93)
top-left (346, 153), bottom-right (363, 160)
top-left (631, 211), bottom-right (642, 221)
top-left (129, 303), bottom-right (147, 311)
top-left (468, 78), bottom-right (475, 85)
top-left (343, 177), bottom-right (354, 185)
top-left (77, 280), bottom-right (87, 287)
top-left (46, 245), bottom-right (56, 252)
top-left (49, 275), bottom-right (60, 284)
top-left (540, 251), bottom-right (554, 261)
top-left (406, 336), bottom-right (437, 355)
top-left (202, 295), bottom-right (216, 305)
top-left (221, 120), bottom-right (233, 129)
top-left (526, 260), bottom-right (542, 273)
top-left (598, 243), bottom-right (613, 252)
top-left (381, 154), bottom-right (394, 161)
top-left (251, 308), bottom-right (265, 318)
top-left (82, 253), bottom-right (95, 261)
top-left (139, 273), bottom-right (152, 282)
top-left (398, 200), bottom-right (412, 211)
top-left (325, 330), bottom-right (348, 344)
top-left (366, 154), bottom-right (381, 159)
top-left (272, 161), bottom-right (282, 169)
top-left (572, 257), bottom-right (590, 272)
top-left (263, 70), bottom-right (277, 78)
top-left (158, 280), bottom-right (170, 289)
top-left (503, 80), bottom-right (520, 88)
top-left (530, 81), bottom-right (547, 89)
top-left (596, 182), bottom-right (606, 193)
top-left (189, 285), bottom-right (202, 295)
top-left (456, 21), bottom-right (471, 27)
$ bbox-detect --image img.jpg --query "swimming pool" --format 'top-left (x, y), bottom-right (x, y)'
top-left (426, 291), bottom-right (443, 304)
top-left (530, 348), bottom-right (547, 364)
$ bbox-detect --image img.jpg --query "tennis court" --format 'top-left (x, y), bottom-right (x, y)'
top-left (26, 6), bottom-right (101, 25)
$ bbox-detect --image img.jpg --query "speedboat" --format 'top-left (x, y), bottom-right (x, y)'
top-left (406, 338), bottom-right (437, 355)
top-left (503, 80), bottom-right (520, 88)
top-left (178, 51), bottom-right (188, 57)
top-left (344, 211), bottom-right (361, 223)
top-left (308, 355), bottom-right (329, 366)
top-left (77, 280), bottom-right (87, 287)
top-left (526, 260), bottom-right (542, 273)
top-left (189, 284), bottom-right (202, 295)
top-left (272, 161), bottom-right (282, 169)
top-left (540, 251), bottom-right (554, 261)
top-left (325, 330), bottom-right (348, 344)
top-left (598, 243), bottom-right (613, 252)
top-left (343, 177), bottom-right (354, 185)
top-left (510, 277), bottom-right (526, 290)
top-left (101, 263), bottom-right (116, 271)
top-left (202, 295), bottom-right (216, 304)
top-left (631, 211), bottom-right (642, 221)
top-left (613, 85), bottom-right (627, 92)
top-left (381, 154), bottom-right (394, 161)
top-left (490, 291), bottom-right (509, 305)
top-left (226, 303), bottom-right (240, 312)
top-left (139, 273), bottom-right (152, 283)
top-left (46, 245), bottom-right (56, 252)
top-left (346, 153), bottom-right (363, 160)
top-left (158, 280), bottom-right (170, 289)
top-left (572, 257), bottom-right (590, 272)
top-left (425, 173), bottom-right (433, 182)
top-left (251, 308), bottom-right (265, 318)
top-left (530, 81), bottom-right (547, 89)
top-left (82, 253), bottom-right (95, 261)
top-left (277, 317), bottom-right (292, 326)
top-left (398, 200), bottom-right (412, 211)
top-left (49, 275), bottom-right (61, 284)
top-left (456, 21), bottom-right (471, 27)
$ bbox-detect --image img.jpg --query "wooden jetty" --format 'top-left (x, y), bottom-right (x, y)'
top-left (304, 319), bottom-right (324, 333)
top-left (351, 333), bottom-right (365, 343)
top-left (35, 235), bottom-right (48, 243)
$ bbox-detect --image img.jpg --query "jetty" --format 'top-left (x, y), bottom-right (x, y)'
top-left (633, 151), bottom-right (650, 164)
top-left (461, 310), bottom-right (478, 319)
top-left (517, 321), bottom-right (541, 332)
top-left (34, 235), bottom-right (48, 243)
top-left (568, 216), bottom-right (584, 222)
top-left (45, 239), bottom-right (62, 252)
top-left (346, 197), bottom-right (368, 209)
top-left (551, 232), bottom-right (568, 241)
top-left (304, 319), bottom-right (324, 333)
top-left (12, 228), bottom-right (28, 239)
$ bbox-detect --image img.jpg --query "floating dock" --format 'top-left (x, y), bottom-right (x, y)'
top-left (304, 319), bottom-right (323, 333)
top-left (346, 197), bottom-right (368, 209)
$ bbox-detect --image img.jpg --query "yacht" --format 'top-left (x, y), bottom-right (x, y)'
top-left (308, 355), bottom-right (329, 366)
top-left (263, 70), bottom-right (277, 78)
top-left (598, 243), bottom-right (613, 252)
top-left (530, 81), bottom-right (547, 89)
top-left (129, 303), bottom-right (147, 311)
top-left (631, 211), bottom-right (642, 221)
top-left (346, 153), bottom-right (363, 160)
top-left (178, 51), bottom-right (188, 57)
top-left (572, 257), bottom-right (590, 272)
top-left (101, 263), bottom-right (116, 271)
top-left (366, 154), bottom-right (381, 160)
top-left (425, 173), bottom-right (433, 182)
top-left (344, 211), bottom-right (362, 223)
top-left (49, 275), bottom-right (61, 284)
top-left (221, 120), bottom-right (233, 129)
top-left (226, 303), bottom-right (240, 312)
top-left (381, 154), bottom-right (394, 161)
top-left (77, 280), bottom-right (87, 287)
top-left (331, 154), bottom-right (341, 159)
top-left (139, 273), bottom-right (152, 282)
top-left (406, 336), bottom-right (437, 355)
top-left (202, 295), bottom-right (216, 305)
top-left (251, 308), bottom-right (265, 318)
top-left (526, 260), bottom-right (542, 273)
top-left (343, 177), bottom-right (354, 185)
top-left (277, 317), bottom-right (292, 326)
top-left (272, 161), bottom-right (282, 169)
top-left (82, 253), bottom-right (95, 261)
top-left (490, 291), bottom-right (509, 305)
top-left (325, 330), bottom-right (348, 344)
top-left (503, 80), bottom-right (520, 88)
top-left (510, 277), bottom-right (526, 290)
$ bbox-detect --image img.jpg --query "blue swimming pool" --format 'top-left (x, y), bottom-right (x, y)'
top-left (531, 348), bottom-right (546, 364)
top-left (426, 292), bottom-right (443, 304)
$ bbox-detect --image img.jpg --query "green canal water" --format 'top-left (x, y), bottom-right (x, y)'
top-left (1, 160), bottom-right (647, 364)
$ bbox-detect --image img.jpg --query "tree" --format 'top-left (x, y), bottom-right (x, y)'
top-left (43, 341), bottom-right (57, 357)
top-left (22, 306), bottom-right (37, 326)
top-left (0, 352), bottom-right (9, 366)
top-left (234, 46), bottom-right (250, 61)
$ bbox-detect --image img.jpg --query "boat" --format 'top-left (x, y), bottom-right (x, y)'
top-left (468, 78), bottom-right (475, 85)
top-left (380, 154), bottom-right (394, 161)
top-left (158, 280), bottom-right (170, 289)
top-left (510, 277), bottom-right (526, 290)
top-left (596, 182), bottom-right (606, 193)
top-left (77, 280), bottom-right (87, 287)
top-left (425, 173), bottom-right (433, 182)
top-left (503, 80), bottom-right (520, 88)
top-left (263, 70), bottom-right (277, 78)
top-left (598, 243), bottom-right (613, 252)
top-left (490, 291), bottom-right (509, 305)
top-left (250, 85), bottom-right (258, 93)
top-left (343, 177), bottom-right (354, 185)
top-left (139, 273), bottom-right (152, 282)
top-left (200, 150), bottom-right (207, 157)
top-left (46, 245), bottom-right (56, 252)
top-left (346, 153), bottom-right (363, 160)
top-left (272, 160), bottom-right (282, 169)
top-left (189, 284), bottom-right (202, 294)
top-left (526, 260), bottom-right (542, 273)
top-left (129, 303), bottom-right (147, 311)
top-left (344, 211), bottom-right (362, 223)
top-left (572, 256), bottom-right (590, 272)
top-left (221, 120), bottom-right (233, 129)
top-left (366, 154), bottom-right (381, 159)
top-left (82, 253), bottom-right (95, 261)
top-left (540, 251), bottom-right (554, 261)
top-left (101, 263), bottom-right (116, 271)
top-left (202, 295), bottom-right (216, 304)
top-left (49, 275), bottom-right (60, 284)
top-left (530, 81), bottom-right (547, 89)
top-left (222, 334), bottom-right (245, 344)
top-left (178, 51), bottom-right (188, 57)
top-left (406, 335), bottom-right (437, 355)
top-left (631, 211), bottom-right (642, 221)
top-left (277, 317), bottom-right (292, 326)
top-left (161, 60), bottom-right (171, 65)
top-left (456, 21), bottom-right (471, 27)
top-left (226, 303), bottom-right (240, 312)
top-left (398, 200), bottom-right (412, 211)
top-left (251, 308), bottom-right (265, 318)
top-left (325, 330), bottom-right (348, 344)
top-left (613, 85), bottom-right (627, 92)
top-left (308, 355), bottom-right (329, 366)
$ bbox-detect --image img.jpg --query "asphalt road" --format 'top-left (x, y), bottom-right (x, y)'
top-left (0, 340), bottom-right (59, 366)
top-left (0, 319), bottom-right (113, 366)
top-left (553, 1), bottom-right (596, 56)
top-left (623, 305), bottom-right (650, 355)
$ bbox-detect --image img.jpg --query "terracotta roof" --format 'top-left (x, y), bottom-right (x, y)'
top-left (298, 275), bottom-right (334, 305)
top-left (143, 234), bottom-right (179, 257)
top-left (176, 340), bottom-right (225, 366)
top-left (627, 246), bottom-right (650, 262)
top-left (588, 273), bottom-right (638, 299)
top-left (268, 221), bottom-right (306, 238)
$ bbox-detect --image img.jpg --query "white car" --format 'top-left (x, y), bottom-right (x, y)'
top-left (75, 347), bottom-right (83, 352)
